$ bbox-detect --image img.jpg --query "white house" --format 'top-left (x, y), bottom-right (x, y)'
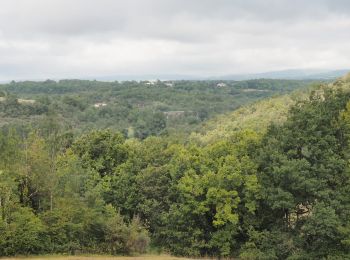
top-left (216, 82), bottom-right (227, 88)
top-left (94, 102), bottom-right (107, 108)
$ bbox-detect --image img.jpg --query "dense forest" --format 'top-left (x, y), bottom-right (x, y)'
top-left (1, 74), bottom-right (350, 259)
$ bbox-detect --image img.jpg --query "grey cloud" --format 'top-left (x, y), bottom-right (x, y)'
top-left (2, 0), bottom-right (348, 38)
top-left (0, 0), bottom-right (349, 80)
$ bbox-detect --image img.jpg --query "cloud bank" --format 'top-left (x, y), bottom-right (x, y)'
top-left (0, 0), bottom-right (350, 80)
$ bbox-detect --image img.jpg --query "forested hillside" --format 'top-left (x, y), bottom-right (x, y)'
top-left (1, 74), bottom-right (350, 259)
top-left (190, 94), bottom-right (297, 144)
top-left (0, 79), bottom-right (313, 138)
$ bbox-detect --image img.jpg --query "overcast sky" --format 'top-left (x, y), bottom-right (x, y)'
top-left (0, 0), bottom-right (350, 80)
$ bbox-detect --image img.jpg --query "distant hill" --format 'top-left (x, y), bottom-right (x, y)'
top-left (190, 94), bottom-right (299, 144)
top-left (3, 69), bottom-right (348, 82)
top-left (92, 69), bottom-right (349, 81)
top-left (213, 69), bottom-right (349, 80)
top-left (97, 69), bottom-right (350, 81)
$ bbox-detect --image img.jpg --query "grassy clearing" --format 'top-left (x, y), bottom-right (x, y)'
top-left (0, 255), bottom-right (196, 260)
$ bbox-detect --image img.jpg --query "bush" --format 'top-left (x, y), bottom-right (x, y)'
top-left (126, 216), bottom-right (150, 254)
top-left (0, 207), bottom-right (47, 256)
top-left (104, 211), bottom-right (150, 255)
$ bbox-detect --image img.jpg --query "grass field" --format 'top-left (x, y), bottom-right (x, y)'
top-left (0, 255), bottom-right (197, 260)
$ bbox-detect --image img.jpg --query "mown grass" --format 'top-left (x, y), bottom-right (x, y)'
top-left (0, 255), bottom-right (196, 260)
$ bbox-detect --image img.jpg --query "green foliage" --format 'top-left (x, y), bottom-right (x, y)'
top-left (190, 93), bottom-right (306, 144)
top-left (0, 128), bottom-right (150, 256)
top-left (0, 207), bottom-right (47, 255)
top-left (0, 78), bottom-right (313, 138)
top-left (162, 131), bottom-right (261, 257)
top-left (253, 86), bottom-right (350, 259)
top-left (0, 75), bottom-right (350, 258)
top-left (72, 130), bottom-right (127, 177)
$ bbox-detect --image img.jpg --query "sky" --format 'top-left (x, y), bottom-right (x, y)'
top-left (0, 0), bottom-right (350, 80)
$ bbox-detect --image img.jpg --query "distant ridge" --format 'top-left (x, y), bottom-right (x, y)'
top-left (2, 69), bottom-right (348, 82)
top-left (213, 69), bottom-right (350, 80)
top-left (96, 69), bottom-right (349, 81)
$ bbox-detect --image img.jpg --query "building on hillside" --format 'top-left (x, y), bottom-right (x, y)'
top-left (94, 102), bottom-right (107, 108)
top-left (18, 99), bottom-right (36, 104)
top-left (216, 82), bottom-right (227, 88)
top-left (164, 81), bottom-right (174, 87)
top-left (144, 80), bottom-right (157, 86)
top-left (163, 111), bottom-right (185, 119)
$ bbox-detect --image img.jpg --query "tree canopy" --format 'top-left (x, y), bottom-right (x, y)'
top-left (0, 75), bottom-right (349, 258)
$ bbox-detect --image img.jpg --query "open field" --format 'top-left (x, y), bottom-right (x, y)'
top-left (0, 255), bottom-right (197, 260)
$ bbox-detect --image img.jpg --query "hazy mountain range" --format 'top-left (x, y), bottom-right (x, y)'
top-left (94, 69), bottom-right (349, 81)
top-left (215, 69), bottom-right (350, 81)
top-left (2, 69), bottom-right (348, 83)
